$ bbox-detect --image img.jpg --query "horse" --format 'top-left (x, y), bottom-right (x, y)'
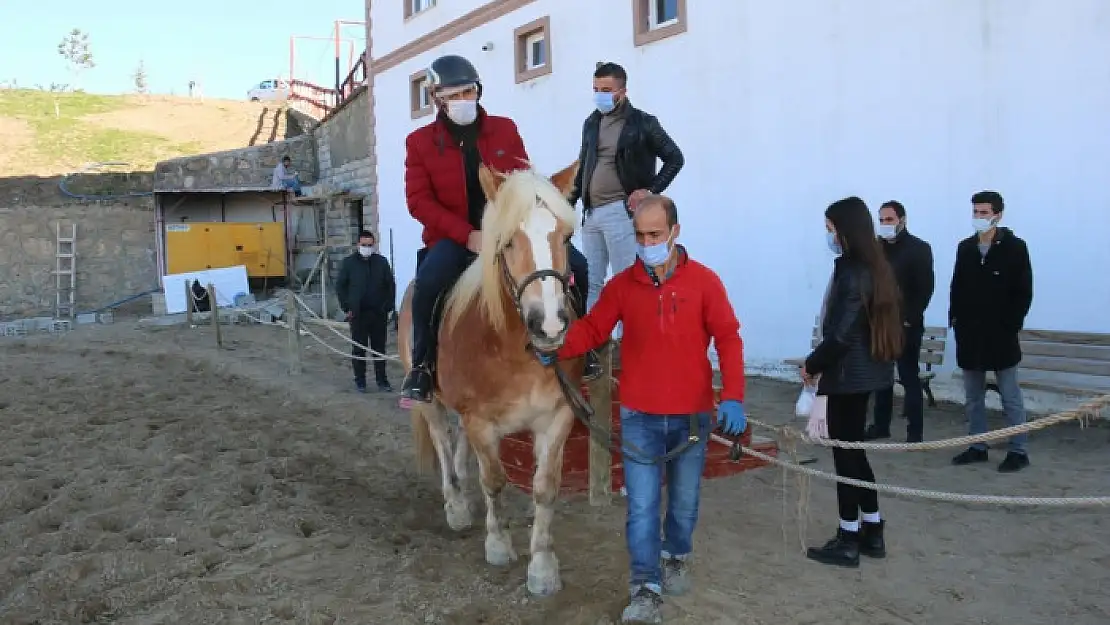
top-left (396, 161), bottom-right (585, 597)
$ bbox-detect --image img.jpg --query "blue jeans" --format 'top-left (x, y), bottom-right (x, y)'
top-left (281, 176), bottom-right (302, 195)
top-left (620, 407), bottom-right (711, 592)
top-left (962, 366), bottom-right (1028, 454)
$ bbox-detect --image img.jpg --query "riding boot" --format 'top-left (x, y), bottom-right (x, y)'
top-left (401, 323), bottom-right (434, 402)
top-left (583, 350), bottom-right (603, 381)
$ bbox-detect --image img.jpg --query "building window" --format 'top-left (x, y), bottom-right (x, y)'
top-left (404, 0), bottom-right (436, 20)
top-left (409, 70), bottom-right (432, 119)
top-left (513, 16), bottom-right (552, 84)
top-left (632, 0), bottom-right (687, 47)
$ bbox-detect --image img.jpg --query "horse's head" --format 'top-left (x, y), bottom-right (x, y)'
top-left (476, 161), bottom-right (580, 351)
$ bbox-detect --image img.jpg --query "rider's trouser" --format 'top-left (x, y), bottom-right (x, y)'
top-left (410, 239), bottom-right (591, 368)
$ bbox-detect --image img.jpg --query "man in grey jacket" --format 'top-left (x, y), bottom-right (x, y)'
top-left (569, 62), bottom-right (685, 315)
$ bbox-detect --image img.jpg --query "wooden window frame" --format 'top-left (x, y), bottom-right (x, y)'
top-left (513, 16), bottom-right (552, 84)
top-left (409, 70), bottom-right (433, 119)
top-left (632, 0), bottom-right (687, 47)
top-left (403, 0), bottom-right (436, 21)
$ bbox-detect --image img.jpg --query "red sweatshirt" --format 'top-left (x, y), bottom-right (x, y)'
top-left (558, 249), bottom-right (745, 415)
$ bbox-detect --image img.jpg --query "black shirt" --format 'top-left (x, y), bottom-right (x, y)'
top-left (443, 114), bottom-right (486, 231)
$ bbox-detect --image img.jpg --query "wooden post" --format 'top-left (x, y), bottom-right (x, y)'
top-left (588, 341), bottom-right (614, 506)
top-left (286, 290), bottom-right (302, 374)
top-left (321, 252), bottom-right (330, 320)
top-left (184, 281), bottom-right (193, 326)
top-left (207, 283), bottom-right (222, 348)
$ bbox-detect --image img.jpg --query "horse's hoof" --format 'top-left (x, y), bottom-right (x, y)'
top-left (484, 533), bottom-right (517, 566)
top-left (526, 553), bottom-right (562, 596)
top-left (444, 498), bottom-right (472, 531)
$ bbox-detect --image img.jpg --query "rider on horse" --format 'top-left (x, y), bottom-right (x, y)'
top-left (400, 54), bottom-right (601, 402)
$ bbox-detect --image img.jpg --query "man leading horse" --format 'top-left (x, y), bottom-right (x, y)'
top-left (400, 54), bottom-right (601, 402)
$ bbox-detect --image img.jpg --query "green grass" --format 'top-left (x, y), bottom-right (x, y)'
top-left (0, 89), bottom-right (200, 171)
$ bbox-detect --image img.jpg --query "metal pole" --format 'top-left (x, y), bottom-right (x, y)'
top-left (289, 37), bottom-right (295, 86)
top-left (389, 228), bottom-right (398, 331)
top-left (334, 21), bottom-right (342, 97)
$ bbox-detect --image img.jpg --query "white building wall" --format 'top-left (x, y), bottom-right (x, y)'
top-left (371, 0), bottom-right (1110, 398)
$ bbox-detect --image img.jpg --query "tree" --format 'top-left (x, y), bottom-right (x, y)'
top-left (57, 28), bottom-right (95, 91)
top-left (133, 60), bottom-right (149, 95)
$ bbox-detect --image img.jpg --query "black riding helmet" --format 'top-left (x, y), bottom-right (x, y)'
top-left (426, 54), bottom-right (482, 99)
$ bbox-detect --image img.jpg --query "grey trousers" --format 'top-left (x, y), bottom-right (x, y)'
top-left (581, 199), bottom-right (638, 313)
top-left (962, 366), bottom-right (1028, 454)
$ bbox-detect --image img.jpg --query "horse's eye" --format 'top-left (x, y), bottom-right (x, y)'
top-left (504, 240), bottom-right (514, 250)
top-left (563, 234), bottom-right (572, 244)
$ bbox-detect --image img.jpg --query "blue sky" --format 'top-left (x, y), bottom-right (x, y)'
top-left (0, 0), bottom-right (365, 99)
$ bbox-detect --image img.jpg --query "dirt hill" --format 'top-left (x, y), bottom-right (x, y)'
top-left (0, 90), bottom-right (290, 177)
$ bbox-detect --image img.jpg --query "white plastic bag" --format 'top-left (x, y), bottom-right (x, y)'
top-left (805, 395), bottom-right (829, 439)
top-left (794, 384), bottom-right (817, 417)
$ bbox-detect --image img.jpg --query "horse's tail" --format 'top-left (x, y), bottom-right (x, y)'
top-left (410, 403), bottom-right (438, 475)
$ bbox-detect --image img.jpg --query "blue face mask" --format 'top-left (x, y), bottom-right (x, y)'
top-left (826, 231), bottom-right (842, 256)
top-left (594, 92), bottom-right (616, 114)
top-left (638, 229), bottom-right (675, 267)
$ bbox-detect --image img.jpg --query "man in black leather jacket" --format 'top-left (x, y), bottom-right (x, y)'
top-left (867, 201), bottom-right (934, 442)
top-left (568, 62), bottom-right (685, 316)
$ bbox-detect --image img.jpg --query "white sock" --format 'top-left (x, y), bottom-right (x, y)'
top-left (862, 511), bottom-right (881, 524)
top-left (839, 518), bottom-right (860, 532)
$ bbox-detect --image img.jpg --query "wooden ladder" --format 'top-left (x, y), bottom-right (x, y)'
top-left (54, 221), bottom-right (77, 319)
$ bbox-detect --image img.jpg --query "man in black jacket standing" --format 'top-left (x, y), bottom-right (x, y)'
top-left (949, 191), bottom-right (1033, 473)
top-left (866, 201), bottom-right (934, 442)
top-left (568, 62), bottom-right (685, 316)
top-left (336, 230), bottom-right (396, 393)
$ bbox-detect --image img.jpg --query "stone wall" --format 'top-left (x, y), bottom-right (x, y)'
top-left (313, 88), bottom-right (376, 203)
top-left (0, 176), bottom-right (157, 320)
top-left (153, 136), bottom-right (317, 192)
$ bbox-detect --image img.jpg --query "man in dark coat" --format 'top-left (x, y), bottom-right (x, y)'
top-left (949, 191), bottom-right (1033, 472)
top-left (867, 200), bottom-right (934, 442)
top-left (336, 230), bottom-right (396, 393)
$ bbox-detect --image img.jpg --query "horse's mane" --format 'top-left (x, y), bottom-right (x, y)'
top-left (443, 166), bottom-right (577, 333)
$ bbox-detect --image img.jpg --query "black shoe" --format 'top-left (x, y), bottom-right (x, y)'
top-left (997, 452), bottom-right (1030, 473)
top-left (863, 424), bottom-right (890, 441)
top-left (377, 380), bottom-right (394, 393)
top-left (952, 447), bottom-right (989, 465)
top-left (583, 351), bottom-right (603, 381)
top-left (859, 520), bottom-right (886, 558)
top-left (806, 528), bottom-right (860, 568)
top-left (906, 432), bottom-right (923, 444)
top-left (354, 379), bottom-right (367, 393)
top-left (401, 367), bottom-right (432, 402)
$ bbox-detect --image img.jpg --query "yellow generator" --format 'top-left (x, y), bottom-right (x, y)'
top-left (165, 222), bottom-right (287, 278)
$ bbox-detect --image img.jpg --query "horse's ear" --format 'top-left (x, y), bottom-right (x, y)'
top-left (477, 164), bottom-right (504, 201)
top-left (549, 160), bottom-right (579, 199)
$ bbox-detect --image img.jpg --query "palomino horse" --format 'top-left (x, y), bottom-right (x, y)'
top-left (396, 162), bottom-right (585, 596)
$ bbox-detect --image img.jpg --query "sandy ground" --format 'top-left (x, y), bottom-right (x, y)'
top-left (81, 97), bottom-right (282, 152)
top-left (1, 321), bottom-right (1107, 625)
top-left (0, 117), bottom-right (34, 175)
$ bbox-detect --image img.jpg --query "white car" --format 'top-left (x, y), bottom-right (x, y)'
top-left (247, 79), bottom-right (290, 102)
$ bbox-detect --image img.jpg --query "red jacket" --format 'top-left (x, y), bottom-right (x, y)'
top-left (558, 249), bottom-right (745, 415)
top-left (404, 108), bottom-right (530, 248)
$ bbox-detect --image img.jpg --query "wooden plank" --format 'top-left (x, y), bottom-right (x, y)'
top-left (1019, 329), bottom-right (1110, 346)
top-left (286, 291), bottom-right (302, 374)
top-left (1020, 340), bottom-right (1110, 362)
top-left (956, 368), bottom-right (1110, 395)
top-left (302, 317), bottom-right (348, 329)
top-left (1020, 355), bottom-right (1110, 378)
top-left (588, 342), bottom-right (614, 506)
top-left (923, 326), bottom-right (948, 339)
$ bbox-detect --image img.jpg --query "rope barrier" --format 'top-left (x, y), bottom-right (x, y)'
top-left (734, 443), bottom-right (1110, 507)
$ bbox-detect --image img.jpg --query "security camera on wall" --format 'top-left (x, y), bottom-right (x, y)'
top-left (481, 41), bottom-right (494, 52)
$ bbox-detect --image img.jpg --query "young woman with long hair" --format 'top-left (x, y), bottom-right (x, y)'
top-left (802, 196), bottom-right (904, 568)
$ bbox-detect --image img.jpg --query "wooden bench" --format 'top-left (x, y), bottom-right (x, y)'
top-left (962, 329), bottom-right (1110, 398)
top-left (784, 317), bottom-right (949, 407)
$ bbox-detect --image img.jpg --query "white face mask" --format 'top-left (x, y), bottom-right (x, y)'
top-left (877, 224), bottom-right (898, 241)
top-left (446, 99), bottom-right (478, 125)
top-left (357, 245), bottom-right (373, 257)
top-left (972, 217), bottom-right (995, 234)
